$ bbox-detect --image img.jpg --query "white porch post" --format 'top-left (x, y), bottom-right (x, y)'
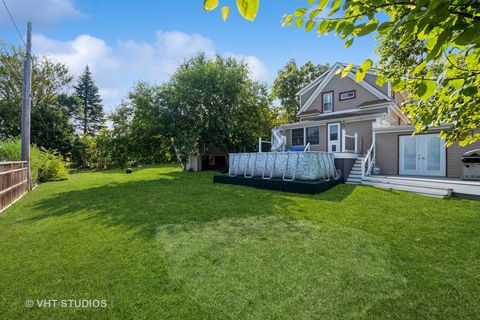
top-left (354, 132), bottom-right (358, 153)
top-left (341, 128), bottom-right (346, 152)
top-left (258, 137), bottom-right (262, 153)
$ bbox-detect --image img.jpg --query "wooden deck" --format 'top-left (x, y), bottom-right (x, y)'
top-left (361, 174), bottom-right (480, 199)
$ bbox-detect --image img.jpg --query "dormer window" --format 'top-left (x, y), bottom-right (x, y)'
top-left (339, 90), bottom-right (356, 101)
top-left (322, 91), bottom-right (333, 113)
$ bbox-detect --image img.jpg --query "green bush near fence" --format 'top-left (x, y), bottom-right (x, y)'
top-left (0, 138), bottom-right (68, 182)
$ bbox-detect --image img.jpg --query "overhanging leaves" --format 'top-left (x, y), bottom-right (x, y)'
top-left (203, 0), bottom-right (218, 11)
top-left (236, 0), bottom-right (259, 21)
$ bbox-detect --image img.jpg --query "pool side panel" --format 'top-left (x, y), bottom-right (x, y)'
top-left (213, 176), bottom-right (343, 194)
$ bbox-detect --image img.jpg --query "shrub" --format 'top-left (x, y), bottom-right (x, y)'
top-left (0, 138), bottom-right (68, 182)
top-left (37, 148), bottom-right (69, 182)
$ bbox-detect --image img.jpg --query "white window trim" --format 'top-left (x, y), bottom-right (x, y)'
top-left (291, 128), bottom-right (305, 147)
top-left (339, 90), bottom-right (355, 100)
top-left (299, 63), bottom-right (342, 114)
top-left (322, 91), bottom-right (333, 113)
top-left (291, 126), bottom-right (321, 147)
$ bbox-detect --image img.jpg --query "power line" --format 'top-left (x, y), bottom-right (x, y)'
top-left (1, 0), bottom-right (26, 48)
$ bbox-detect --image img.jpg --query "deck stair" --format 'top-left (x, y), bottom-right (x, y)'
top-left (361, 176), bottom-right (452, 198)
top-left (346, 156), bottom-right (453, 198)
top-left (346, 156), bottom-right (364, 184)
top-left (345, 139), bottom-right (480, 199)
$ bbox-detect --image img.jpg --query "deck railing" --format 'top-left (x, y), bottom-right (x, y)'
top-left (342, 130), bottom-right (358, 153)
top-left (0, 161), bottom-right (28, 213)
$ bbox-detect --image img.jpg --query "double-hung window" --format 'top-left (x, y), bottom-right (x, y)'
top-left (322, 91), bottom-right (333, 113)
top-left (306, 126), bottom-right (319, 145)
top-left (292, 128), bottom-right (304, 146)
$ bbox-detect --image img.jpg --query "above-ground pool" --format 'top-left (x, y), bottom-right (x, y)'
top-left (228, 152), bottom-right (340, 181)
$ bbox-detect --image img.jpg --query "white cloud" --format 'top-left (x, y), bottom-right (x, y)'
top-left (0, 0), bottom-right (85, 26)
top-left (32, 31), bottom-right (269, 111)
top-left (115, 31), bottom-right (216, 83)
top-left (33, 33), bottom-right (120, 76)
top-left (225, 53), bottom-right (269, 82)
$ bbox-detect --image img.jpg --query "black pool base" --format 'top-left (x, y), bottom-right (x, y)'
top-left (213, 175), bottom-right (343, 194)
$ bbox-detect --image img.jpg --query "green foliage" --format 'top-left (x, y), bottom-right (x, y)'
top-left (0, 43), bottom-right (75, 153)
top-left (206, 0), bottom-right (480, 144)
top-left (221, 6), bottom-right (230, 21)
top-left (204, 0), bottom-right (258, 21)
top-left (76, 134), bottom-right (97, 168)
top-left (36, 148), bottom-right (69, 182)
top-left (158, 53), bottom-right (273, 169)
top-left (93, 129), bottom-right (112, 169)
top-left (236, 0), bottom-right (258, 21)
top-left (271, 60), bottom-right (329, 122)
top-left (0, 138), bottom-right (68, 182)
top-left (109, 102), bottom-right (136, 169)
top-left (74, 66), bottom-right (105, 135)
top-left (355, 59), bottom-right (373, 82)
top-left (31, 101), bottom-right (75, 156)
top-left (108, 84), bottom-right (175, 169)
top-left (203, 0), bottom-right (218, 11)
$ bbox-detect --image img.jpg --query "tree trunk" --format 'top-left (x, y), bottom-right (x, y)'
top-left (181, 158), bottom-right (188, 171)
top-left (83, 97), bottom-right (88, 135)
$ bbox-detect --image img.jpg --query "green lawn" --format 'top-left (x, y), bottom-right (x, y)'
top-left (0, 165), bottom-right (479, 319)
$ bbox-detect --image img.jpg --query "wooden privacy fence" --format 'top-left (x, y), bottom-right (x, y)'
top-left (0, 161), bottom-right (28, 213)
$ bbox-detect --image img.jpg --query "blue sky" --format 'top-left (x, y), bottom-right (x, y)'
top-left (0, 0), bottom-right (377, 111)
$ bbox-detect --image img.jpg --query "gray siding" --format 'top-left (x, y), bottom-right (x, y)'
top-left (375, 130), bottom-right (480, 177)
top-left (284, 120), bottom-right (373, 153)
top-left (394, 91), bottom-right (407, 107)
top-left (374, 132), bottom-right (399, 175)
top-left (305, 74), bottom-right (379, 113)
top-left (343, 120), bottom-right (374, 154)
top-left (285, 125), bottom-right (327, 151)
top-left (299, 83), bottom-right (319, 108)
top-left (363, 73), bottom-right (389, 97)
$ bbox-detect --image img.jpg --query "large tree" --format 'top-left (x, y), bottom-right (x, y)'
top-left (272, 60), bottom-right (329, 122)
top-left (109, 102), bottom-right (135, 168)
top-left (204, 0), bottom-right (480, 145)
top-left (159, 53), bottom-right (273, 169)
top-left (74, 66), bottom-right (105, 135)
top-left (128, 82), bottom-right (172, 163)
top-left (0, 43), bottom-right (75, 153)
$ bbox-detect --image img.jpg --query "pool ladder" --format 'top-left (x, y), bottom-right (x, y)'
top-left (315, 152), bottom-right (341, 181)
top-left (244, 153), bottom-right (258, 178)
top-left (282, 153), bottom-right (300, 181)
top-left (262, 153), bottom-right (277, 180)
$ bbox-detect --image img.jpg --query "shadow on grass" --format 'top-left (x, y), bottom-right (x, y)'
top-left (23, 170), bottom-right (358, 239)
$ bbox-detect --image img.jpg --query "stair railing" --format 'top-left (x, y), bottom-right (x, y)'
top-left (362, 135), bottom-right (376, 178)
top-left (342, 130), bottom-right (358, 153)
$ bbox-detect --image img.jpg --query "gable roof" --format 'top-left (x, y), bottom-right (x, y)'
top-left (296, 70), bottom-right (329, 96)
top-left (297, 62), bottom-right (392, 115)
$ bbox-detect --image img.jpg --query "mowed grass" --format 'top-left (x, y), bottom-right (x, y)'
top-left (0, 165), bottom-right (479, 320)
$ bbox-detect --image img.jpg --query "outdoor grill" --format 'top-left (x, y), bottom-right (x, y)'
top-left (461, 149), bottom-right (480, 180)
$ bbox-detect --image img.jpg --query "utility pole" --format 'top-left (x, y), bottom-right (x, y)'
top-left (21, 21), bottom-right (32, 189)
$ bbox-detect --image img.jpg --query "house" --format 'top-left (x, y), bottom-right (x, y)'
top-left (282, 62), bottom-right (480, 198)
